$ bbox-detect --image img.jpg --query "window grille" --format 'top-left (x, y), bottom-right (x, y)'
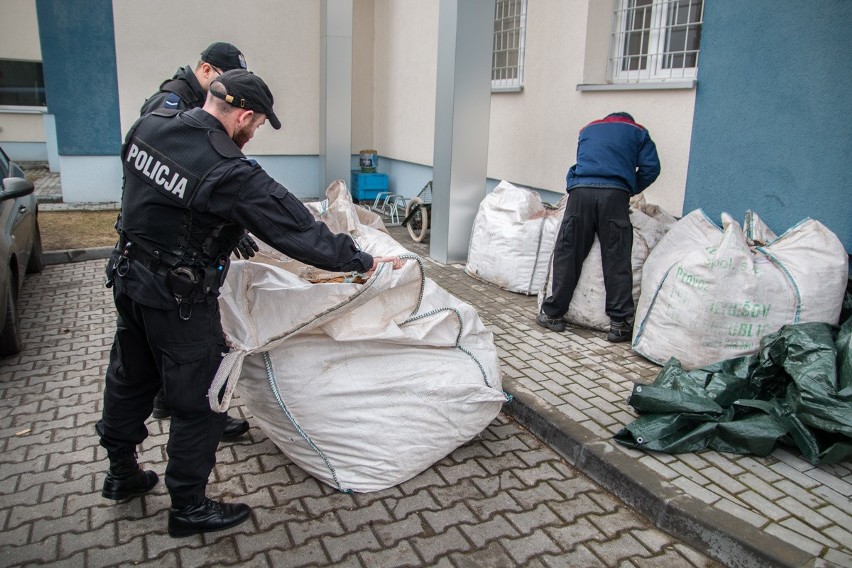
top-left (610, 0), bottom-right (703, 82)
top-left (492, 0), bottom-right (527, 91)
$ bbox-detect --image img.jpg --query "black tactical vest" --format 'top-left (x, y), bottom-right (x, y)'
top-left (118, 109), bottom-right (244, 268)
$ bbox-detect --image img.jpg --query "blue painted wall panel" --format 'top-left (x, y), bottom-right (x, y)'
top-left (684, 1), bottom-right (851, 251)
top-left (36, 0), bottom-right (121, 155)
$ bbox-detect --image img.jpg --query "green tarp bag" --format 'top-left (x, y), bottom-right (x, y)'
top-left (615, 283), bottom-right (852, 465)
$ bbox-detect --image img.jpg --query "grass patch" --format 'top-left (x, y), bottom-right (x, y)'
top-left (39, 210), bottom-right (119, 251)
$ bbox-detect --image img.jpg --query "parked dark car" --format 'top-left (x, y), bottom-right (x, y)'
top-left (0, 145), bottom-right (43, 356)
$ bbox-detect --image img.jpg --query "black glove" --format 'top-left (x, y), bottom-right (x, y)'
top-left (233, 232), bottom-right (259, 259)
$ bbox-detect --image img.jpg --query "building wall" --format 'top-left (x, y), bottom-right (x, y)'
top-left (351, 0), bottom-right (375, 153)
top-left (684, 1), bottom-right (851, 251)
top-left (1, 0), bottom-right (41, 58)
top-left (112, 1), bottom-right (321, 157)
top-left (36, 0), bottom-right (123, 200)
top-left (371, 1), bottom-right (440, 167)
top-left (0, 114), bottom-right (44, 144)
top-left (15, 0), bottom-right (699, 210)
top-left (37, 0), bottom-right (121, 155)
top-left (370, 0), bottom-right (697, 215)
top-left (0, 0), bottom-right (45, 157)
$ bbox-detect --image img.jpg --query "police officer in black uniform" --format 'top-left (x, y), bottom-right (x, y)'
top-left (140, 42), bottom-right (247, 115)
top-left (97, 69), bottom-right (402, 537)
top-left (140, 41), bottom-right (254, 440)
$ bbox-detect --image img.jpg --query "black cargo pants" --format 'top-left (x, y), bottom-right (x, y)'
top-left (96, 289), bottom-right (227, 508)
top-left (541, 186), bottom-right (634, 321)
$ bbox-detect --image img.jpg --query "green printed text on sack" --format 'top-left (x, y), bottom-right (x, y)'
top-left (708, 300), bottom-right (771, 318)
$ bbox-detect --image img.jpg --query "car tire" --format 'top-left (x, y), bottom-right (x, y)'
top-left (26, 221), bottom-right (45, 274)
top-left (0, 270), bottom-right (23, 356)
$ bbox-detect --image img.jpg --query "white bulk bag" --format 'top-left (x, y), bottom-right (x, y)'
top-left (465, 180), bottom-right (565, 294)
top-left (303, 183), bottom-right (390, 235)
top-left (537, 196), bottom-right (677, 331)
top-left (633, 209), bottom-right (848, 369)
top-left (212, 181), bottom-right (506, 492)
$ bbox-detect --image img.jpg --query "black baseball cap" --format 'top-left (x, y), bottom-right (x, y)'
top-left (201, 42), bottom-right (247, 72)
top-left (211, 69), bottom-right (281, 129)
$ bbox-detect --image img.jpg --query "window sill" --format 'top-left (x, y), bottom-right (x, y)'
top-left (0, 105), bottom-right (48, 114)
top-left (491, 85), bottom-right (524, 93)
top-left (576, 80), bottom-right (696, 92)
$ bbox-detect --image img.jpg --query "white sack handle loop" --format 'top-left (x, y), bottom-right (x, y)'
top-left (209, 350), bottom-right (245, 412)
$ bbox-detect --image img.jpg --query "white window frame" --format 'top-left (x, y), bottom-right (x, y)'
top-left (492, 0), bottom-right (527, 92)
top-left (610, 0), bottom-right (703, 83)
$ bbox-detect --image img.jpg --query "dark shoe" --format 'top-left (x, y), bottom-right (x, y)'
top-left (221, 415), bottom-right (250, 441)
top-left (168, 498), bottom-right (251, 538)
top-left (535, 312), bottom-right (566, 333)
top-left (607, 319), bottom-right (633, 343)
top-left (102, 453), bottom-right (158, 500)
top-left (152, 389), bottom-right (170, 419)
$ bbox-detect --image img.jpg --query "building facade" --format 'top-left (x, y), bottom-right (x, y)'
top-left (1, 0), bottom-right (848, 254)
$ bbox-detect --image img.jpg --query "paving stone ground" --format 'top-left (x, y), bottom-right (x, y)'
top-left (407, 231), bottom-right (852, 568)
top-left (0, 258), bottom-right (720, 567)
top-left (1, 170), bottom-right (848, 567)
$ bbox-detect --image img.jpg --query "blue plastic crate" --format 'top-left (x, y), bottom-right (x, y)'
top-left (350, 171), bottom-right (388, 202)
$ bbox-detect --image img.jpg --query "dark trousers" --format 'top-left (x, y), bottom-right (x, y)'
top-left (96, 290), bottom-right (227, 507)
top-left (541, 187), bottom-right (634, 321)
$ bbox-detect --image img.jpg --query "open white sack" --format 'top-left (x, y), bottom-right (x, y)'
top-left (537, 196), bottom-right (677, 331)
top-left (212, 181), bottom-right (506, 492)
top-left (465, 180), bottom-right (565, 294)
top-left (633, 209), bottom-right (849, 369)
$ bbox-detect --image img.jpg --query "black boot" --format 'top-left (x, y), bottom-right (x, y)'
top-left (102, 452), bottom-right (158, 500)
top-left (152, 389), bottom-right (170, 419)
top-left (221, 415), bottom-right (250, 441)
top-left (607, 318), bottom-right (633, 343)
top-left (535, 312), bottom-right (566, 332)
top-left (168, 498), bottom-right (252, 538)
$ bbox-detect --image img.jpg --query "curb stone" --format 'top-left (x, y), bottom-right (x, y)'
top-left (43, 247), bottom-right (113, 265)
top-left (502, 378), bottom-right (821, 568)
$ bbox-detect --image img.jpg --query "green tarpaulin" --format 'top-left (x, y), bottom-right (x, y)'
top-left (614, 280), bottom-right (852, 465)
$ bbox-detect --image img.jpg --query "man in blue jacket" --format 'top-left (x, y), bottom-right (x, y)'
top-left (537, 112), bottom-right (661, 342)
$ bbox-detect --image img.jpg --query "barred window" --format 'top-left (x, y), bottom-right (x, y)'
top-left (492, 0), bottom-right (527, 92)
top-left (611, 0), bottom-right (703, 82)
